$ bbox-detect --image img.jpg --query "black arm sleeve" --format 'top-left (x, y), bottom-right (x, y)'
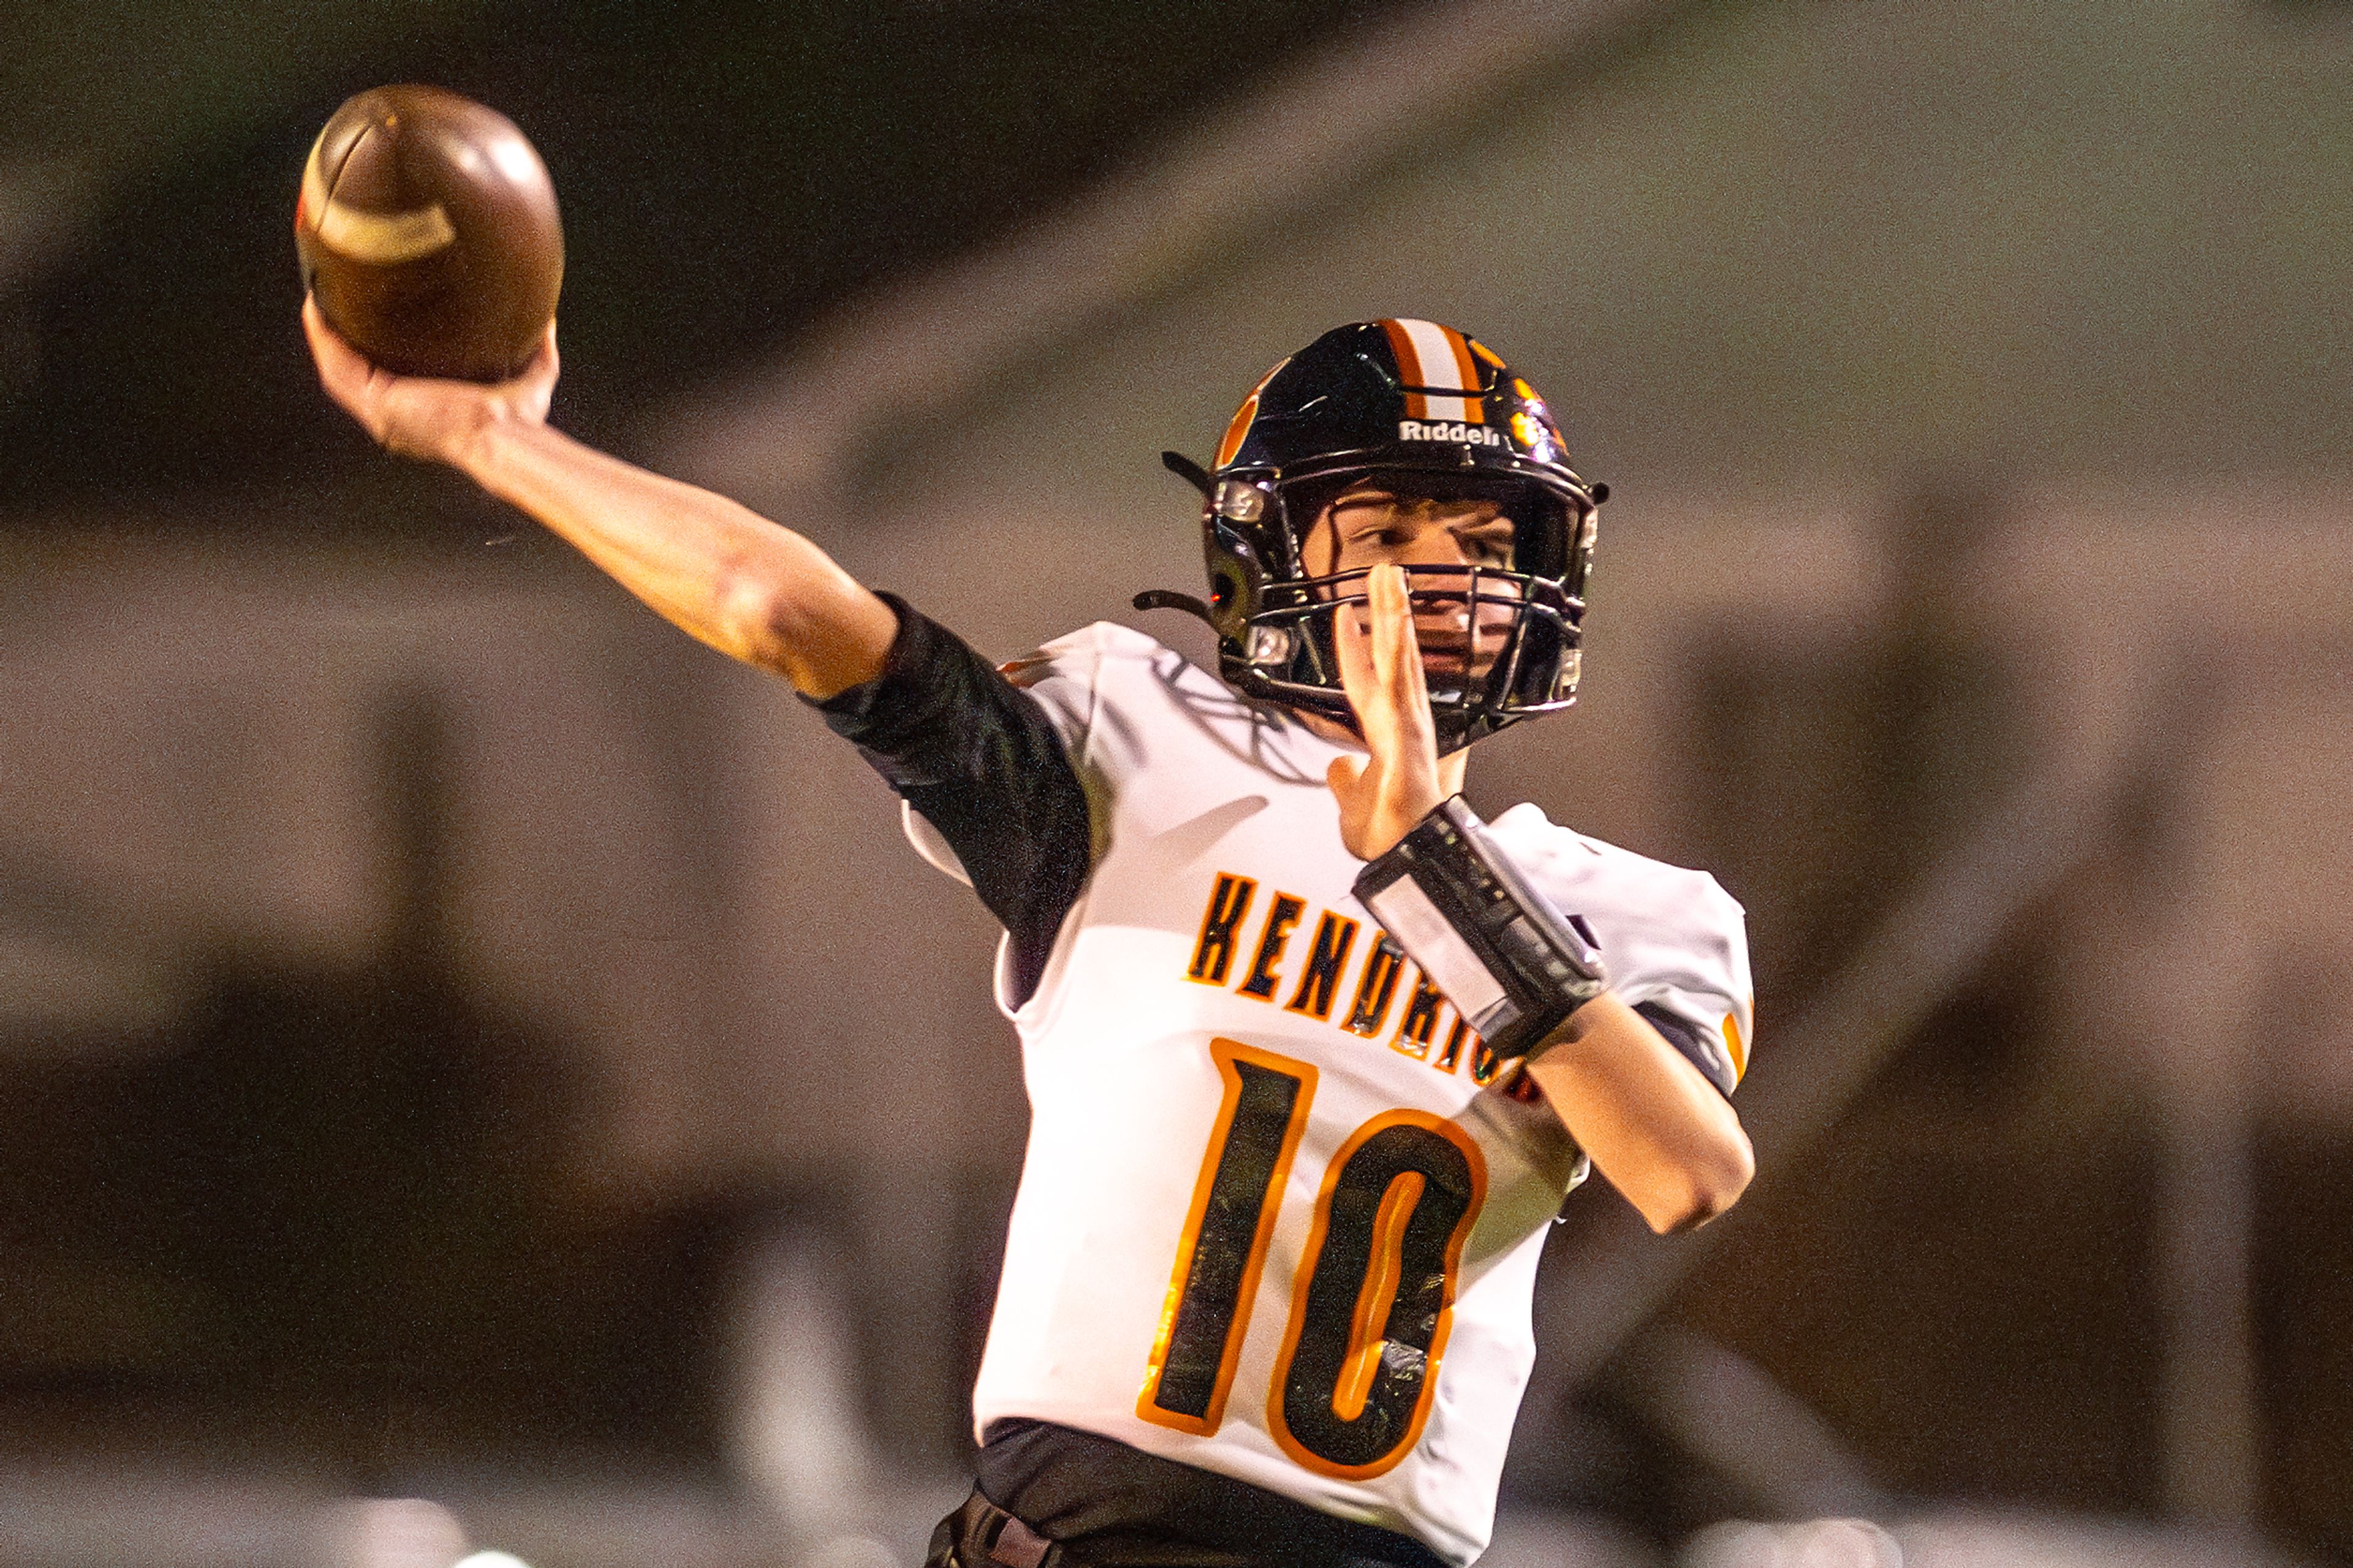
top-left (803, 594), bottom-right (1093, 1007)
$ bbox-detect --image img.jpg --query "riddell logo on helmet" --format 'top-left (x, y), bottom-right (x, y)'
top-left (1397, 420), bottom-right (1503, 447)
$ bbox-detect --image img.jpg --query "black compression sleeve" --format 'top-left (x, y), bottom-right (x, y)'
top-left (805, 594), bottom-right (1093, 1007)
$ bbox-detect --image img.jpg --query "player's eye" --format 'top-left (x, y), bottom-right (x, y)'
top-left (1458, 525), bottom-right (1514, 562)
top-left (1347, 526), bottom-right (1417, 554)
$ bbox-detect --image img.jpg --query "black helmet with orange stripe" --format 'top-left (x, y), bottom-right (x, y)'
top-left (1137, 319), bottom-right (1607, 754)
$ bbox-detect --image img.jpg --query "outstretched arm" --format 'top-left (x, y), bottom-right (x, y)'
top-left (305, 297), bottom-right (1094, 997)
top-left (303, 298), bottom-right (896, 697)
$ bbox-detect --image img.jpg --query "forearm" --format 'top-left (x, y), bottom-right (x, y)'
top-left (458, 417), bottom-right (896, 697)
top-left (1522, 993), bottom-right (1754, 1233)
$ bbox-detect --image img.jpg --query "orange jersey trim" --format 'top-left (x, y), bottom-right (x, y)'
top-left (1328, 1169), bottom-right (1425, 1423)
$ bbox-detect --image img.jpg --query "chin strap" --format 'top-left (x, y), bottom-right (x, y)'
top-left (1161, 449), bottom-right (1213, 496)
top-left (1135, 450), bottom-right (1223, 627)
top-left (1132, 588), bottom-right (1218, 625)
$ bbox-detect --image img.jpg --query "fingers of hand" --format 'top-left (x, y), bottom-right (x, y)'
top-left (302, 297), bottom-right (359, 388)
top-left (1334, 591), bottom-right (1376, 715)
top-left (1328, 572), bottom-right (1444, 856)
top-left (1354, 565), bottom-right (1407, 724)
top-left (1326, 752), bottom-right (1367, 797)
top-left (302, 296), bottom-right (393, 441)
top-left (1325, 752), bottom-right (1379, 857)
top-left (1350, 616), bottom-right (1409, 756)
top-left (1373, 564), bottom-right (1430, 711)
top-left (1378, 561), bottom-right (1408, 651)
top-left (515, 322), bottom-right (559, 405)
top-left (1369, 565), bottom-right (1436, 759)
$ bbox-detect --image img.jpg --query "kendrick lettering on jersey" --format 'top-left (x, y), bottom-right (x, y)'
top-left (1186, 870), bottom-right (1531, 1095)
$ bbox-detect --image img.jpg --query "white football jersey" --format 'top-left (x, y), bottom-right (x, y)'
top-left (898, 623), bottom-right (1751, 1566)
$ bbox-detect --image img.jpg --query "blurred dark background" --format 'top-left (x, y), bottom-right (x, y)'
top-left (0, 0), bottom-right (1410, 499)
top-left (2, 3), bottom-right (2350, 1566)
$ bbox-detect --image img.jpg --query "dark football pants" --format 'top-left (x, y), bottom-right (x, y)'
top-left (924, 1483), bottom-right (1453, 1568)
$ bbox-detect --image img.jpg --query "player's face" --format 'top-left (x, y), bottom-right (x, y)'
top-left (1303, 479), bottom-right (1521, 691)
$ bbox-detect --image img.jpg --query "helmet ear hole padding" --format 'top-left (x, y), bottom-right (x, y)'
top-left (1273, 475), bottom-right (1354, 576)
top-left (1203, 518), bottom-right (1266, 641)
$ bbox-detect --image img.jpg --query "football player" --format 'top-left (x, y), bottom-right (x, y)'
top-left (305, 303), bottom-right (1755, 1568)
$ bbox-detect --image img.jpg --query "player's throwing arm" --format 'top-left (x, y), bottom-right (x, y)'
top-left (302, 298), bottom-right (896, 697)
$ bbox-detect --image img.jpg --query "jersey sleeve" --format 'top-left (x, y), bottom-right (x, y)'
top-left (1486, 806), bottom-right (1755, 1097)
top-left (1604, 872), bottom-right (1753, 1097)
top-left (805, 593), bottom-right (1096, 1006)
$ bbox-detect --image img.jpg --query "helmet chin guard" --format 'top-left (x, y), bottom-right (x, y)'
top-left (1136, 319), bottom-right (1604, 756)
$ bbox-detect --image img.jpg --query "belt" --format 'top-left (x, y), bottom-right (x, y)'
top-left (954, 1488), bottom-right (1067, 1568)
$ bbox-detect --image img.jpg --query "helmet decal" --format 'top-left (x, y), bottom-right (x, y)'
top-left (1379, 319), bottom-right (1485, 424)
top-left (1509, 410), bottom-right (1556, 464)
top-left (1215, 358), bottom-right (1289, 470)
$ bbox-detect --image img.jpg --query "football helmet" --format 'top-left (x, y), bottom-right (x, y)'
top-left (1137, 319), bottom-right (1605, 754)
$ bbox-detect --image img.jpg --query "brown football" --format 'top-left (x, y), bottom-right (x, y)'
top-left (296, 85), bottom-right (564, 383)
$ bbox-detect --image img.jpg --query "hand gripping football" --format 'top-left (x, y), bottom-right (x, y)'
top-left (295, 85), bottom-right (564, 383)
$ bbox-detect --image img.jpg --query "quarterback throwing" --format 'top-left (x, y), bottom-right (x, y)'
top-left (305, 303), bottom-right (1754, 1568)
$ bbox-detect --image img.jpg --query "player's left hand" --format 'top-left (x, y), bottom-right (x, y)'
top-left (1327, 563), bottom-right (1447, 859)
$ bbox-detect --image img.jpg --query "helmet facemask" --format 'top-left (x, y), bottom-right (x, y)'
top-left (1136, 319), bottom-right (1605, 756)
top-left (1223, 474), bottom-right (1592, 753)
